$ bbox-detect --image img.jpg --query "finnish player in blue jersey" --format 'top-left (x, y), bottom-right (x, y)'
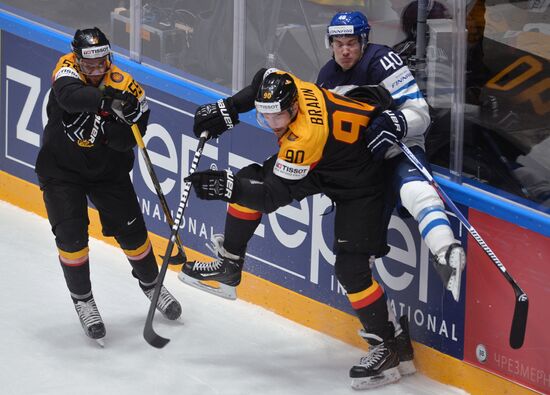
top-left (317, 11), bottom-right (466, 389)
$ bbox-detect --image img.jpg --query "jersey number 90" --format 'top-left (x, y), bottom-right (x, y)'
top-left (325, 91), bottom-right (375, 144)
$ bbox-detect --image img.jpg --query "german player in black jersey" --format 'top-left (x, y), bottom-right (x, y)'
top-left (35, 27), bottom-right (181, 344)
top-left (182, 68), bottom-right (404, 388)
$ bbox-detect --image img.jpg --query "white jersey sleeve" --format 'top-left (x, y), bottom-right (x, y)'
top-left (379, 64), bottom-right (430, 139)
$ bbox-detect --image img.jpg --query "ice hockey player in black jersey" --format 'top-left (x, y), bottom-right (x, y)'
top-left (35, 27), bottom-right (181, 345)
top-left (181, 67), bottom-right (404, 390)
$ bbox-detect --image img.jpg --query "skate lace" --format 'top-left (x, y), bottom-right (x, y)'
top-left (358, 344), bottom-right (387, 369)
top-left (193, 259), bottom-right (222, 272)
top-left (75, 300), bottom-right (102, 327)
top-left (144, 286), bottom-right (176, 313)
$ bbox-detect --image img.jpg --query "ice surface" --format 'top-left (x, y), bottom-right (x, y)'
top-left (0, 201), bottom-right (468, 395)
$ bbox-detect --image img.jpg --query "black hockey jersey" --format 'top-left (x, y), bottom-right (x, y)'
top-left (232, 70), bottom-right (390, 212)
top-left (35, 53), bottom-right (149, 183)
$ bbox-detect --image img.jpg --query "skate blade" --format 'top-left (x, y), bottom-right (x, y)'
top-left (95, 338), bottom-right (105, 347)
top-left (397, 360), bottom-right (416, 376)
top-left (178, 272), bottom-right (237, 300)
top-left (446, 249), bottom-right (466, 302)
top-left (351, 367), bottom-right (401, 390)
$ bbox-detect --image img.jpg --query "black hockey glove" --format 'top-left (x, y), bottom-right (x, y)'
top-left (365, 109), bottom-right (408, 160)
top-left (184, 169), bottom-right (237, 202)
top-left (100, 86), bottom-right (145, 124)
top-left (193, 98), bottom-right (239, 139)
top-left (62, 112), bottom-right (105, 148)
top-left (98, 86), bottom-right (118, 116)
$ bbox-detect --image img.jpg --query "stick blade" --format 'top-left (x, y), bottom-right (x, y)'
top-left (509, 292), bottom-right (528, 349)
top-left (158, 251), bottom-right (186, 265)
top-left (144, 325), bottom-right (170, 348)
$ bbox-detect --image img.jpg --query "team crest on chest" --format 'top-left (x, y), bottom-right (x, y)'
top-left (110, 72), bottom-right (124, 83)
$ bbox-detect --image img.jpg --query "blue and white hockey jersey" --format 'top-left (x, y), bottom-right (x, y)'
top-left (317, 43), bottom-right (430, 159)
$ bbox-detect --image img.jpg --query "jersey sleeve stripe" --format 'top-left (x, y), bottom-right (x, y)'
top-left (390, 79), bottom-right (417, 96)
top-left (394, 91), bottom-right (425, 106)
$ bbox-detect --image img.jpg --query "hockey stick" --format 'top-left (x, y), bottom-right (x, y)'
top-left (397, 141), bottom-right (528, 349)
top-left (131, 124), bottom-right (187, 264)
top-left (143, 130), bottom-right (209, 348)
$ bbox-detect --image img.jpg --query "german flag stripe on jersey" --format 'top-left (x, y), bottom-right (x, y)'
top-left (124, 238), bottom-right (152, 260)
top-left (347, 280), bottom-right (384, 310)
top-left (58, 247), bottom-right (89, 266)
top-left (228, 203), bottom-right (263, 221)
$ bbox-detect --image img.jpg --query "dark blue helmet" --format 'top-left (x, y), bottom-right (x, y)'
top-left (327, 11), bottom-right (370, 45)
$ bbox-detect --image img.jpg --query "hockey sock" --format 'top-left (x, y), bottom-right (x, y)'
top-left (400, 181), bottom-right (455, 256)
top-left (347, 280), bottom-right (394, 342)
top-left (223, 203), bottom-right (262, 257)
top-left (58, 248), bottom-right (92, 301)
top-left (123, 238), bottom-right (159, 288)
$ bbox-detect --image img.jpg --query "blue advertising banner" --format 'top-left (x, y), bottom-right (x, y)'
top-left (0, 30), bottom-right (467, 358)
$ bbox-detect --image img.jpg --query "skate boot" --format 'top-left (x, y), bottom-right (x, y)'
top-left (395, 316), bottom-right (416, 376)
top-left (73, 296), bottom-right (106, 346)
top-left (432, 243), bottom-right (466, 302)
top-left (178, 234), bottom-right (244, 300)
top-left (143, 285), bottom-right (182, 320)
top-left (350, 335), bottom-right (401, 390)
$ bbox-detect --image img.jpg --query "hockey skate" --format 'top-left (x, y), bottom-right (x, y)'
top-left (178, 234), bottom-right (244, 300)
top-left (432, 243), bottom-right (466, 302)
top-left (350, 337), bottom-right (401, 390)
top-left (73, 296), bottom-right (105, 346)
top-left (143, 285), bottom-right (182, 320)
top-left (395, 316), bottom-right (416, 376)
top-left (359, 318), bottom-right (415, 378)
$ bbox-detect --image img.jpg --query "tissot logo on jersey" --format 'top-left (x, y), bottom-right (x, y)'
top-left (273, 159), bottom-right (310, 180)
top-left (54, 67), bottom-right (81, 81)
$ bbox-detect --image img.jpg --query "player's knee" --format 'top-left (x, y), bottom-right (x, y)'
top-left (54, 218), bottom-right (88, 252)
top-left (400, 180), bottom-right (443, 219)
top-left (334, 252), bottom-right (374, 294)
top-left (115, 229), bottom-right (148, 251)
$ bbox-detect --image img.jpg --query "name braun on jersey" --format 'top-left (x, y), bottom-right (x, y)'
top-left (301, 88), bottom-right (324, 125)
